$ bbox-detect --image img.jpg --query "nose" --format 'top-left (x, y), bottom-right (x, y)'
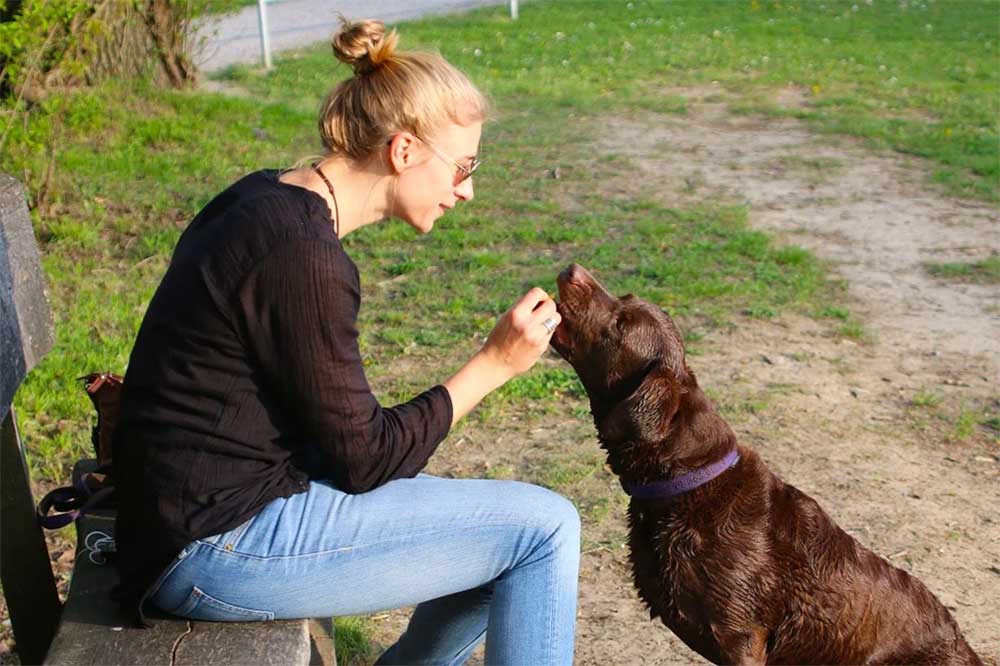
top-left (456, 176), bottom-right (474, 202)
top-left (560, 263), bottom-right (591, 286)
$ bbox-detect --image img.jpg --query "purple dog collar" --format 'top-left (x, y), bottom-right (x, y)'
top-left (624, 449), bottom-right (740, 500)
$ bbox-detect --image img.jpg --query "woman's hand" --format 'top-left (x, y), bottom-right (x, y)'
top-left (479, 287), bottom-right (561, 380)
top-left (442, 288), bottom-right (560, 426)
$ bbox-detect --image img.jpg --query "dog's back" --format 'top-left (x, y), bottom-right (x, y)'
top-left (626, 438), bottom-right (981, 665)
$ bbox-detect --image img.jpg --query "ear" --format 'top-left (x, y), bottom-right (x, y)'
top-left (597, 366), bottom-right (684, 444)
top-left (387, 132), bottom-right (419, 174)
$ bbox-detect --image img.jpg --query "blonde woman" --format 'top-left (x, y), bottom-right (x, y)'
top-left (110, 18), bottom-right (579, 666)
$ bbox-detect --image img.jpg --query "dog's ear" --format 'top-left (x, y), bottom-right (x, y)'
top-left (596, 364), bottom-right (685, 444)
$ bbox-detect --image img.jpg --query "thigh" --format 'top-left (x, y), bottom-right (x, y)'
top-left (150, 475), bottom-right (578, 620)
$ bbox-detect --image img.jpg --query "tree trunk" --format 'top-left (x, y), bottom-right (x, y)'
top-left (143, 0), bottom-right (196, 88)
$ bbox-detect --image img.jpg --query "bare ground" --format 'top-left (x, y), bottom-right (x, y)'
top-left (3, 88), bottom-right (998, 664)
top-left (367, 88), bottom-right (1000, 664)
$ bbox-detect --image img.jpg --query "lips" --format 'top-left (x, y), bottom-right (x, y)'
top-left (551, 319), bottom-right (570, 350)
top-left (549, 300), bottom-right (573, 358)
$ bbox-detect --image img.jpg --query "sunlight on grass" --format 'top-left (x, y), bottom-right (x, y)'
top-left (333, 616), bottom-right (377, 664)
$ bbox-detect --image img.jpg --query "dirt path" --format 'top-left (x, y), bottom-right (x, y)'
top-left (369, 89), bottom-right (999, 664)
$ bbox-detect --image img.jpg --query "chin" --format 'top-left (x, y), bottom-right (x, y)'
top-left (399, 212), bottom-right (436, 234)
top-left (419, 214), bottom-right (438, 233)
top-left (406, 218), bottom-right (435, 234)
top-left (420, 210), bottom-right (447, 233)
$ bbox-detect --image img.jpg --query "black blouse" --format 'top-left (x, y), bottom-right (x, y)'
top-left (111, 170), bottom-right (453, 619)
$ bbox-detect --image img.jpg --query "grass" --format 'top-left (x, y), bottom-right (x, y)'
top-left (911, 389), bottom-right (943, 408)
top-left (204, 0), bottom-right (259, 15)
top-left (925, 255), bottom-right (1000, 284)
top-left (332, 616), bottom-right (378, 664)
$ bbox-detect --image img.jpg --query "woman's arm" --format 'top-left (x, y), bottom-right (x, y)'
top-left (240, 238), bottom-right (454, 493)
top-left (444, 287), bottom-right (560, 426)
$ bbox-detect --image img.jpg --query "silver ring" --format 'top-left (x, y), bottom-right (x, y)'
top-left (541, 317), bottom-right (557, 334)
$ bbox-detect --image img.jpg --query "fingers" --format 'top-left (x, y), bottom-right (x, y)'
top-left (513, 287), bottom-right (551, 314)
top-left (511, 287), bottom-right (559, 334)
top-left (481, 288), bottom-right (561, 378)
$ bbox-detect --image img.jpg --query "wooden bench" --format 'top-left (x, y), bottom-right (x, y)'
top-left (0, 173), bottom-right (336, 665)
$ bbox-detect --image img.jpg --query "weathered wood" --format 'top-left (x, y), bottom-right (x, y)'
top-left (0, 410), bottom-right (62, 666)
top-left (0, 173), bottom-right (54, 424)
top-left (175, 619), bottom-right (311, 666)
top-left (309, 617), bottom-right (337, 666)
top-left (1, 173), bottom-right (60, 664)
top-left (44, 498), bottom-right (314, 666)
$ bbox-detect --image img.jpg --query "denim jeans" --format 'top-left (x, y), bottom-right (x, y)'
top-left (148, 474), bottom-right (581, 666)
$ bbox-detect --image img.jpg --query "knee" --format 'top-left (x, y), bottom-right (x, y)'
top-left (512, 482), bottom-right (581, 548)
top-left (548, 492), bottom-right (581, 543)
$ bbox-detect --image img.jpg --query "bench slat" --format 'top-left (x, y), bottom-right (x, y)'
top-left (1, 410), bottom-right (62, 665)
top-left (0, 173), bottom-right (54, 424)
top-left (175, 620), bottom-right (311, 666)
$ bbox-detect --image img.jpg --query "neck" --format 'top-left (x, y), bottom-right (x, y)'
top-left (282, 155), bottom-right (394, 237)
top-left (598, 384), bottom-right (737, 488)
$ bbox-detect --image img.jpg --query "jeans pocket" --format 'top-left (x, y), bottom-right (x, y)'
top-left (172, 586), bottom-right (275, 622)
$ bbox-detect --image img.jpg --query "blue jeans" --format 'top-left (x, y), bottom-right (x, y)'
top-left (149, 475), bottom-right (581, 666)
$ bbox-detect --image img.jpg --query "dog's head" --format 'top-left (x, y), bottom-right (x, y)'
top-left (551, 263), bottom-right (692, 446)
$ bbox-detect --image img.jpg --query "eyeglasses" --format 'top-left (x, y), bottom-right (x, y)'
top-left (388, 134), bottom-right (481, 185)
top-left (419, 137), bottom-right (481, 185)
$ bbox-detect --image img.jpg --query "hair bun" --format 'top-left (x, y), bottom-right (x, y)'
top-left (331, 18), bottom-right (399, 75)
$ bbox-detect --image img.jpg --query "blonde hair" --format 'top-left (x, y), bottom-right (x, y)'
top-left (320, 18), bottom-right (489, 161)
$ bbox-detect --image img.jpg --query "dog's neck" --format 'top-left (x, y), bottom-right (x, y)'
top-left (595, 381), bottom-right (738, 488)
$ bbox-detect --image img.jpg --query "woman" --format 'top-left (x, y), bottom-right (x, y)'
top-left (110, 17), bottom-right (579, 666)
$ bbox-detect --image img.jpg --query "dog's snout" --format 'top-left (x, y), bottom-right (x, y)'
top-left (560, 263), bottom-right (590, 287)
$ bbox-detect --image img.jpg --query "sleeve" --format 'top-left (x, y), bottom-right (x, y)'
top-left (237, 238), bottom-right (453, 493)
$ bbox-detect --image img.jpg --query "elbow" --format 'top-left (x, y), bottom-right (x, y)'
top-left (333, 473), bottom-right (377, 495)
top-left (320, 412), bottom-right (406, 494)
top-left (329, 445), bottom-right (385, 494)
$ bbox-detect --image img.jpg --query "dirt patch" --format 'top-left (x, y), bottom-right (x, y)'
top-left (364, 97), bottom-right (999, 664)
top-left (772, 84), bottom-right (813, 110)
top-left (599, 101), bottom-right (1000, 360)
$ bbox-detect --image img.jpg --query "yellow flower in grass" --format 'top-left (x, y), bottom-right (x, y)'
top-left (811, 84), bottom-right (822, 94)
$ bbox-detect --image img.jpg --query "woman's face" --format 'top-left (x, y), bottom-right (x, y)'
top-left (392, 121), bottom-right (482, 234)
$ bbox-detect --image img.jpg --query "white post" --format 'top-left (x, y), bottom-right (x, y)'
top-left (510, 0), bottom-right (519, 20)
top-left (257, 0), bottom-right (273, 69)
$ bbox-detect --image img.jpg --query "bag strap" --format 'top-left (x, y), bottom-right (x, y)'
top-left (37, 469), bottom-right (114, 529)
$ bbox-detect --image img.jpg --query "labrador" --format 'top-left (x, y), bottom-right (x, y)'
top-left (550, 263), bottom-right (981, 665)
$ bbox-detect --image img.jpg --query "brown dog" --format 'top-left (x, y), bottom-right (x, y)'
top-left (551, 263), bottom-right (982, 665)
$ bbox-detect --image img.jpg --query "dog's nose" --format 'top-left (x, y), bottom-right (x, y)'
top-left (560, 263), bottom-right (590, 286)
